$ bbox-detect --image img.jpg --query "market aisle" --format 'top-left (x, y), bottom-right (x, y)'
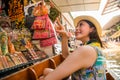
top-left (103, 41), bottom-right (120, 80)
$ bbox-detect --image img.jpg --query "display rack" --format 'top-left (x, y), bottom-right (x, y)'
top-left (0, 56), bottom-right (48, 78)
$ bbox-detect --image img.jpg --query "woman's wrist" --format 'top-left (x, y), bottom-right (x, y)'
top-left (60, 32), bottom-right (69, 39)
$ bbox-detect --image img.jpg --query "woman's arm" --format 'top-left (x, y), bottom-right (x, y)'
top-left (44, 45), bottom-right (97, 80)
top-left (56, 20), bottom-right (69, 58)
top-left (61, 36), bottom-right (69, 58)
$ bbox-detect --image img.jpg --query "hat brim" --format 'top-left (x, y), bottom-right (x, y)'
top-left (74, 15), bottom-right (102, 37)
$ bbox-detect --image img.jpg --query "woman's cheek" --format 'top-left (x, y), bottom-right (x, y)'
top-left (75, 34), bottom-right (82, 39)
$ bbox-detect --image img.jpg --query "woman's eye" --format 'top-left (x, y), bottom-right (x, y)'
top-left (80, 23), bottom-right (83, 26)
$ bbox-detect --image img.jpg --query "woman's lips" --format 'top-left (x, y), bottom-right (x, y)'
top-left (75, 32), bottom-right (81, 36)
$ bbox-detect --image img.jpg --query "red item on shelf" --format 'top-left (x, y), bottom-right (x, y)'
top-left (31, 15), bottom-right (48, 30)
top-left (40, 37), bottom-right (57, 47)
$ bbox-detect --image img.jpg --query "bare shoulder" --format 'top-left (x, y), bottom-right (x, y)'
top-left (69, 45), bottom-right (98, 68)
top-left (73, 45), bottom-right (97, 56)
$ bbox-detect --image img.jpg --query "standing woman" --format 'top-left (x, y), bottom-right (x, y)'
top-left (40, 16), bottom-right (106, 80)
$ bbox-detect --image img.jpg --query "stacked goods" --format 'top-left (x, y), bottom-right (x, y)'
top-left (0, 60), bottom-right (4, 70)
top-left (22, 47), bottom-right (48, 61)
top-left (0, 52), bottom-right (29, 70)
top-left (0, 55), bottom-right (15, 69)
top-left (5, 55), bottom-right (15, 67)
top-left (17, 52), bottom-right (28, 63)
top-left (0, 50), bottom-right (48, 70)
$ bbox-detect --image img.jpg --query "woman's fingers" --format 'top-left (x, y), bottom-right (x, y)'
top-left (56, 19), bottom-right (65, 30)
top-left (39, 76), bottom-right (44, 80)
top-left (55, 18), bottom-right (70, 38)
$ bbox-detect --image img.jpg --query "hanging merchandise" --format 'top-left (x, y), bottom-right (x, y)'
top-left (32, 15), bottom-right (55, 39)
top-left (8, 0), bottom-right (25, 29)
top-left (31, 0), bottom-right (57, 47)
top-left (25, 5), bottom-right (35, 33)
top-left (31, 15), bottom-right (47, 30)
top-left (24, 0), bottom-right (29, 6)
top-left (0, 0), bottom-right (7, 17)
top-left (32, 1), bottom-right (48, 16)
top-left (49, 3), bottom-right (60, 22)
top-left (40, 36), bottom-right (57, 47)
top-left (39, 18), bottom-right (57, 47)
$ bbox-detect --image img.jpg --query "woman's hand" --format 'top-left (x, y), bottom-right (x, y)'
top-left (39, 68), bottom-right (54, 80)
top-left (55, 18), bottom-right (68, 38)
top-left (39, 76), bottom-right (45, 80)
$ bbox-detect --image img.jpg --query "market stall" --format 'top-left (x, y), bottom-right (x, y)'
top-left (0, 0), bottom-right (63, 78)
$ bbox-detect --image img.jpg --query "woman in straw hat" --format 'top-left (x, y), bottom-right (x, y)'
top-left (40, 16), bottom-right (106, 80)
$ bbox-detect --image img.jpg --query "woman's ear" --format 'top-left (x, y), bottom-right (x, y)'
top-left (89, 27), bottom-right (94, 33)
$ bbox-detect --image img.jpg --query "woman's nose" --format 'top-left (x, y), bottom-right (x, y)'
top-left (75, 27), bottom-right (80, 32)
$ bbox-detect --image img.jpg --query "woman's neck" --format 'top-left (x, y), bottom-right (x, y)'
top-left (81, 37), bottom-right (90, 45)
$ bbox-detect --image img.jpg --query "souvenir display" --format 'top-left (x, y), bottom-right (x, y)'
top-left (35, 50), bottom-right (48, 58)
top-left (25, 5), bottom-right (35, 32)
top-left (32, 15), bottom-right (55, 40)
top-left (32, 29), bottom-right (55, 40)
top-left (8, 0), bottom-right (25, 29)
top-left (0, 10), bottom-right (7, 17)
top-left (0, 0), bottom-right (57, 77)
top-left (0, 59), bottom-right (4, 70)
top-left (22, 50), bottom-right (33, 61)
top-left (5, 55), bottom-right (15, 67)
top-left (40, 36), bottom-right (57, 47)
top-left (31, 15), bottom-right (47, 30)
top-left (16, 52), bottom-right (28, 63)
top-left (10, 54), bottom-right (22, 65)
top-left (12, 28), bottom-right (31, 51)
top-left (32, 1), bottom-right (48, 16)
top-left (32, 44), bottom-right (48, 58)
top-left (0, 55), bottom-right (9, 68)
top-left (0, 0), bottom-right (7, 17)
top-left (0, 27), bottom-right (8, 55)
top-left (49, 3), bottom-right (60, 22)
top-left (0, 16), bottom-right (12, 55)
top-left (0, 47), bottom-right (2, 55)
top-left (8, 36), bottom-right (16, 54)
top-left (24, 0), bottom-right (29, 6)
top-left (31, 1), bottom-right (57, 47)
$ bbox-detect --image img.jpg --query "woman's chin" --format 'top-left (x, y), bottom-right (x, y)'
top-left (75, 36), bottom-right (82, 40)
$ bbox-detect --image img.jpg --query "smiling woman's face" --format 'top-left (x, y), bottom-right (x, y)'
top-left (75, 21), bottom-right (93, 40)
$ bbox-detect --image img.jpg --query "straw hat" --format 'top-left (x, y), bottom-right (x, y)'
top-left (74, 15), bottom-right (102, 37)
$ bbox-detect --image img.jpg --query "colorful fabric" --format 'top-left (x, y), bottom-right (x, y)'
top-left (32, 15), bottom-right (56, 40)
top-left (40, 36), bottom-right (57, 47)
top-left (31, 15), bottom-right (48, 30)
top-left (71, 41), bottom-right (106, 80)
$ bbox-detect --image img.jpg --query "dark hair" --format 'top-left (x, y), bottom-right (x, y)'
top-left (81, 20), bottom-right (103, 47)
